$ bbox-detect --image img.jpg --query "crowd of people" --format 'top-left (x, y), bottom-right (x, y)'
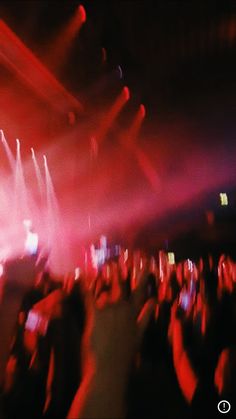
top-left (0, 242), bottom-right (236, 418)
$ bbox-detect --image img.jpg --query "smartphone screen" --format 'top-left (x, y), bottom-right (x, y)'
top-left (179, 290), bottom-right (191, 311)
top-left (25, 310), bottom-right (40, 332)
top-left (25, 310), bottom-right (48, 335)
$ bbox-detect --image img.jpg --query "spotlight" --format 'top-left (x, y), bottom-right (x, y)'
top-left (31, 147), bottom-right (35, 158)
top-left (0, 263), bottom-right (3, 277)
top-left (123, 86), bottom-right (130, 100)
top-left (43, 155), bottom-right (47, 165)
top-left (140, 104), bottom-right (146, 118)
top-left (78, 5), bottom-right (86, 23)
top-left (0, 129), bottom-right (5, 142)
top-left (16, 138), bottom-right (20, 149)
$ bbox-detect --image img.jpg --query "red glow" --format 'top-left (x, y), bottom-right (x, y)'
top-left (1, 16), bottom-right (236, 276)
top-left (77, 5), bottom-right (87, 24)
top-left (228, 18), bottom-right (236, 42)
top-left (101, 47), bottom-right (107, 63)
top-left (0, 130), bottom-right (15, 171)
top-left (42, 5), bottom-right (86, 72)
top-left (134, 147), bottom-right (161, 192)
top-left (215, 349), bottom-right (229, 394)
top-left (119, 105), bottom-right (160, 192)
top-left (123, 86), bottom-right (130, 101)
top-left (96, 88), bottom-right (130, 144)
top-left (122, 104), bottom-right (145, 147)
top-left (0, 19), bottom-right (83, 112)
top-left (218, 17), bottom-right (236, 43)
top-left (64, 5), bottom-right (86, 39)
top-left (140, 104), bottom-right (146, 118)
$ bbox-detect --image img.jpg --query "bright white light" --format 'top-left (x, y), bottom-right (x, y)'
top-left (43, 155), bottom-right (47, 165)
top-left (220, 193), bottom-right (228, 206)
top-left (0, 263), bottom-right (4, 277)
top-left (187, 258), bottom-right (193, 271)
top-left (31, 147), bottom-right (35, 158)
top-left (25, 231), bottom-right (39, 255)
top-left (16, 138), bottom-right (20, 150)
top-left (0, 129), bottom-right (5, 142)
top-left (168, 252), bottom-right (175, 265)
top-left (75, 267), bottom-right (80, 280)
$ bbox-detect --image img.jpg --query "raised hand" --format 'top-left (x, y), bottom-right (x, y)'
top-left (68, 260), bottom-right (155, 419)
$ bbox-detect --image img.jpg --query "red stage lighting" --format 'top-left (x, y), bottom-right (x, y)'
top-left (77, 5), bottom-right (86, 24)
top-left (95, 87), bottom-right (130, 145)
top-left (140, 104), bottom-right (146, 118)
top-left (123, 86), bottom-right (130, 101)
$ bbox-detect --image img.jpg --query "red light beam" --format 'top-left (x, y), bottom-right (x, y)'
top-left (0, 129), bottom-right (15, 171)
top-left (95, 86), bottom-right (130, 145)
top-left (44, 5), bottom-right (87, 72)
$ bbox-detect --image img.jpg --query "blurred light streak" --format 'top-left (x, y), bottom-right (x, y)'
top-left (31, 148), bottom-right (44, 198)
top-left (0, 129), bottom-right (15, 171)
top-left (43, 155), bottom-right (66, 272)
top-left (14, 137), bottom-right (30, 223)
top-left (0, 19), bottom-right (83, 113)
top-left (90, 136), bottom-right (98, 160)
top-left (44, 5), bottom-right (86, 72)
top-left (121, 104), bottom-right (160, 192)
top-left (44, 155), bottom-right (59, 213)
top-left (133, 147), bottom-right (161, 192)
top-left (120, 104), bottom-right (146, 150)
top-left (95, 86), bottom-right (130, 145)
top-left (88, 214), bottom-right (91, 230)
top-left (123, 86), bottom-right (130, 100)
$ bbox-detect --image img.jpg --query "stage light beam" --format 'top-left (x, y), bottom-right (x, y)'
top-left (76, 5), bottom-right (86, 24)
top-left (0, 129), bottom-right (15, 171)
top-left (14, 137), bottom-right (30, 220)
top-left (16, 138), bottom-right (20, 150)
top-left (121, 103), bottom-right (146, 147)
top-left (95, 87), bottom-right (130, 145)
top-left (43, 4), bottom-right (87, 72)
top-left (43, 155), bottom-right (47, 166)
top-left (119, 104), bottom-right (160, 192)
top-left (123, 86), bottom-right (130, 101)
top-left (31, 148), bottom-right (44, 199)
top-left (140, 104), bottom-right (146, 118)
top-left (0, 129), bottom-right (5, 142)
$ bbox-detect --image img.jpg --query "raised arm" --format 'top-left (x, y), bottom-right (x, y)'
top-left (168, 302), bottom-right (198, 403)
top-left (68, 261), bottom-right (155, 419)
